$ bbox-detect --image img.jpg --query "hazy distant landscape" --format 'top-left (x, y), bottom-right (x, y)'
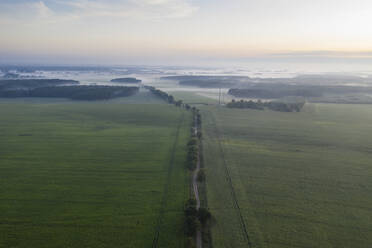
top-left (2, 0), bottom-right (372, 247)
top-left (1, 64), bottom-right (372, 248)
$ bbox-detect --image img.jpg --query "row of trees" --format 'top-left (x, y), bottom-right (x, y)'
top-left (184, 199), bottom-right (211, 238)
top-left (227, 99), bottom-right (305, 112)
top-left (144, 85), bottom-right (197, 111)
top-left (184, 108), bottom-right (211, 248)
top-left (144, 86), bottom-right (180, 105)
top-left (145, 85), bottom-right (210, 246)
top-left (186, 108), bottom-right (203, 170)
top-left (187, 137), bottom-right (198, 170)
top-left (0, 85), bottom-right (139, 100)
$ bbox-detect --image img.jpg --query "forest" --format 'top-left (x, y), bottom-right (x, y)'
top-left (226, 99), bottom-right (305, 112)
top-left (0, 79), bottom-right (79, 90)
top-left (110, 77), bottom-right (142, 83)
top-left (0, 85), bottom-right (139, 100)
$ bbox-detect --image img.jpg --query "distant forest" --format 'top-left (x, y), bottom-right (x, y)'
top-left (227, 99), bottom-right (305, 112)
top-left (228, 88), bottom-right (322, 98)
top-left (0, 85), bottom-right (139, 100)
top-left (228, 84), bottom-right (372, 99)
top-left (161, 75), bottom-right (372, 88)
top-left (110, 77), bottom-right (142, 83)
top-left (0, 79), bottom-right (79, 90)
top-left (161, 75), bottom-right (246, 88)
top-left (161, 75), bottom-right (372, 102)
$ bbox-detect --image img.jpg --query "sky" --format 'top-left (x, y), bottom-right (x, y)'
top-left (1, 0), bottom-right (372, 66)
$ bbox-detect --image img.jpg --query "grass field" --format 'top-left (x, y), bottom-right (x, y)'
top-left (169, 91), bottom-right (219, 105)
top-left (201, 103), bottom-right (372, 248)
top-left (0, 97), bottom-right (191, 248)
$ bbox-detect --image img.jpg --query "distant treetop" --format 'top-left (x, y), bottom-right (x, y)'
top-left (110, 78), bottom-right (142, 83)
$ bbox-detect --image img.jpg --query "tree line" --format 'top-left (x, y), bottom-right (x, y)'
top-left (227, 99), bottom-right (305, 112)
top-left (228, 88), bottom-right (321, 98)
top-left (110, 77), bottom-right (142, 83)
top-left (184, 108), bottom-right (211, 248)
top-left (144, 85), bottom-right (189, 108)
top-left (145, 85), bottom-right (211, 247)
top-left (0, 79), bottom-right (79, 91)
top-left (145, 85), bottom-right (201, 112)
top-left (0, 85), bottom-right (139, 100)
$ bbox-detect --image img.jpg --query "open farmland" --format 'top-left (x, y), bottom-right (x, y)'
top-left (201, 103), bottom-right (372, 248)
top-left (0, 97), bottom-right (191, 248)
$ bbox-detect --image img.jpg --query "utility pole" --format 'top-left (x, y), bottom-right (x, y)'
top-left (218, 87), bottom-right (221, 105)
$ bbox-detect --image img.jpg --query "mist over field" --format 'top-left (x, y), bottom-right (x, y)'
top-left (3, 64), bottom-right (372, 103)
top-left (2, 0), bottom-right (372, 248)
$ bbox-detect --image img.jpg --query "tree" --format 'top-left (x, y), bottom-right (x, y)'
top-left (197, 131), bottom-right (202, 139)
top-left (184, 199), bottom-right (200, 237)
top-left (197, 208), bottom-right (211, 225)
top-left (186, 237), bottom-right (196, 248)
top-left (187, 138), bottom-right (198, 146)
top-left (167, 95), bottom-right (175, 104)
top-left (187, 158), bottom-right (197, 170)
top-left (185, 216), bottom-right (199, 236)
top-left (185, 199), bottom-right (197, 217)
top-left (197, 169), bottom-right (206, 182)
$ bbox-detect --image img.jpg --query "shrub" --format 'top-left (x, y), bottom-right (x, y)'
top-left (197, 169), bottom-right (206, 182)
top-left (185, 216), bottom-right (199, 237)
top-left (197, 208), bottom-right (212, 225)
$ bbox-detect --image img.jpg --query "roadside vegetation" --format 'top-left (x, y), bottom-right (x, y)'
top-left (184, 107), bottom-right (212, 248)
top-left (144, 85), bottom-right (185, 107)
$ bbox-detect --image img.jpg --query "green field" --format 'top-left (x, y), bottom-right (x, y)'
top-left (169, 91), bottom-right (219, 105)
top-left (201, 103), bottom-right (372, 248)
top-left (0, 97), bottom-right (191, 247)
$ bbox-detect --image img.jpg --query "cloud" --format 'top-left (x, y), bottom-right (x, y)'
top-left (270, 51), bottom-right (372, 58)
top-left (0, 1), bottom-right (54, 21)
top-left (0, 0), bottom-right (198, 24)
top-left (52, 0), bottom-right (199, 20)
top-left (130, 0), bottom-right (199, 18)
top-left (33, 1), bottom-right (54, 18)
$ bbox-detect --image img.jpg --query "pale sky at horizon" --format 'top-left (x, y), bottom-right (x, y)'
top-left (1, 0), bottom-right (372, 65)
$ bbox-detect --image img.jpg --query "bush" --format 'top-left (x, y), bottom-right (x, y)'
top-left (187, 158), bottom-right (197, 170)
top-left (197, 169), bottom-right (206, 182)
top-left (197, 131), bottom-right (202, 139)
top-left (185, 216), bottom-right (199, 237)
top-left (186, 237), bottom-right (196, 248)
top-left (185, 199), bottom-right (197, 217)
top-left (197, 208), bottom-right (212, 225)
top-left (188, 138), bottom-right (198, 147)
top-left (187, 142), bottom-right (198, 170)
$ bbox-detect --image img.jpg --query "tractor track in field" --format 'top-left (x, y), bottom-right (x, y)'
top-left (210, 111), bottom-right (252, 247)
top-left (152, 112), bottom-right (185, 248)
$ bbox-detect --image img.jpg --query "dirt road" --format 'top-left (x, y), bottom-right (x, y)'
top-left (193, 120), bottom-right (202, 248)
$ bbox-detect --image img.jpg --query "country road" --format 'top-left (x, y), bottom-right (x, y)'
top-left (193, 119), bottom-right (202, 248)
